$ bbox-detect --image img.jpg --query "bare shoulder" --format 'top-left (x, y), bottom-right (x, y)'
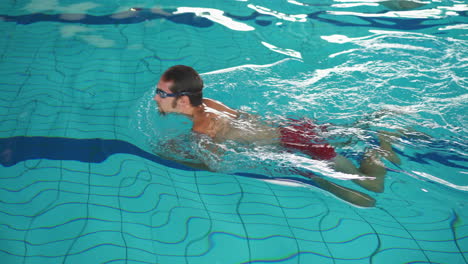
top-left (203, 98), bottom-right (238, 117)
top-left (192, 111), bottom-right (225, 138)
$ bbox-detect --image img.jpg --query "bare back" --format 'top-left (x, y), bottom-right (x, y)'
top-left (192, 98), bottom-right (279, 144)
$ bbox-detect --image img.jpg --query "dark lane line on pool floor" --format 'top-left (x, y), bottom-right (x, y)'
top-left (1, 136), bottom-right (466, 180)
top-left (0, 136), bottom-right (317, 186)
top-left (0, 136), bottom-right (192, 170)
top-left (0, 8), bottom-right (461, 31)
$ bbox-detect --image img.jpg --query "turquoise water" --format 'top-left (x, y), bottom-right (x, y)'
top-left (0, 0), bottom-right (467, 263)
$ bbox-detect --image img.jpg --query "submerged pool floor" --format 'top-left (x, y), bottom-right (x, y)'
top-left (1, 148), bottom-right (466, 263)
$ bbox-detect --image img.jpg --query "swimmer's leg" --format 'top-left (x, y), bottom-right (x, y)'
top-left (333, 153), bottom-right (386, 193)
top-left (355, 150), bottom-right (386, 192)
top-left (378, 131), bottom-right (401, 165)
top-left (332, 130), bottom-right (403, 192)
top-left (294, 169), bottom-right (376, 208)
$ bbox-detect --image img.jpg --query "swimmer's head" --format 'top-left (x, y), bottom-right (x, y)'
top-left (160, 65), bottom-right (203, 107)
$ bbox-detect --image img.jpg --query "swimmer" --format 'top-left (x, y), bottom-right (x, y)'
top-left (379, 0), bottom-right (427, 10)
top-left (153, 65), bottom-right (401, 207)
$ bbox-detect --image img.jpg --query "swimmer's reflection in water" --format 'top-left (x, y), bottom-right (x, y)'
top-left (153, 65), bottom-right (402, 208)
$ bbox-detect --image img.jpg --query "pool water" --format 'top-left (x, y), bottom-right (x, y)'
top-left (0, 0), bottom-right (467, 263)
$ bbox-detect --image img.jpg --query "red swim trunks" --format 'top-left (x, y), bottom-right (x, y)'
top-left (279, 118), bottom-right (337, 160)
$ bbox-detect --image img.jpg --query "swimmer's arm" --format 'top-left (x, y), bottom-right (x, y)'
top-left (157, 132), bottom-right (225, 172)
top-left (155, 139), bottom-right (212, 171)
top-left (191, 132), bottom-right (226, 171)
top-left (167, 156), bottom-right (212, 171)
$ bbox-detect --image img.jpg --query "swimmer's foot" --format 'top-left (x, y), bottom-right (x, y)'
top-left (380, 1), bottom-right (427, 11)
top-left (353, 150), bottom-right (386, 193)
top-left (397, 127), bottom-right (432, 141)
top-left (294, 169), bottom-right (376, 207)
top-left (313, 177), bottom-right (376, 208)
top-left (378, 131), bottom-right (401, 165)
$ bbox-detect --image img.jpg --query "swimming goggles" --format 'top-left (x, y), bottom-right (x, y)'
top-left (156, 88), bottom-right (194, 98)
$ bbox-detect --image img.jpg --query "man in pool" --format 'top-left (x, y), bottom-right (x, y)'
top-left (153, 65), bottom-right (401, 207)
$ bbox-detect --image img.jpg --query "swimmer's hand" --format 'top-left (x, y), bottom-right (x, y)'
top-left (154, 133), bottom-right (227, 172)
top-left (154, 137), bottom-right (211, 171)
top-left (170, 159), bottom-right (212, 171)
top-left (191, 132), bottom-right (227, 171)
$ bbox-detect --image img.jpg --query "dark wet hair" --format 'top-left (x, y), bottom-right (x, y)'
top-left (162, 65), bottom-right (203, 106)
